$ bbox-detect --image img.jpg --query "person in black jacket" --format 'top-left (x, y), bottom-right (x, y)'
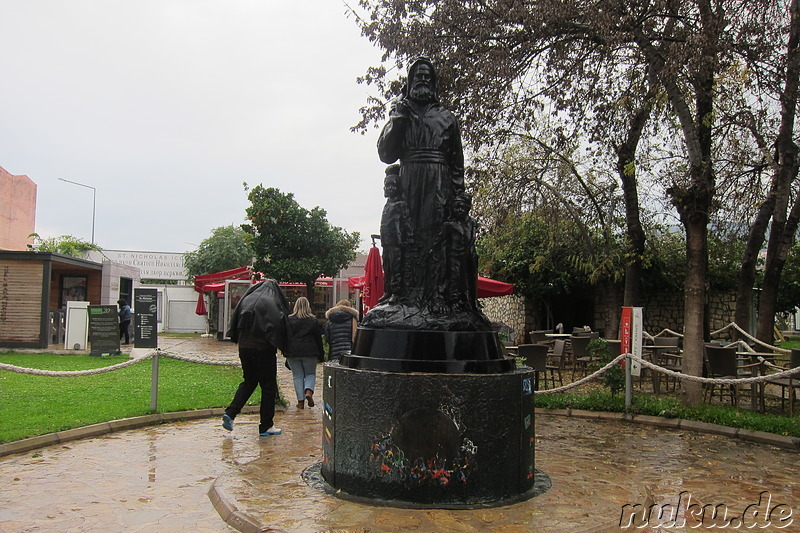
top-left (117, 299), bottom-right (132, 345)
top-left (285, 297), bottom-right (324, 409)
top-left (222, 279), bottom-right (290, 437)
top-left (325, 299), bottom-right (358, 362)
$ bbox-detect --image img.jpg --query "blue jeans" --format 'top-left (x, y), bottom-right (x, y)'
top-left (286, 357), bottom-right (317, 401)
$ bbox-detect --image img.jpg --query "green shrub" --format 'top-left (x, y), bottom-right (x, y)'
top-left (587, 338), bottom-right (624, 396)
top-left (535, 391), bottom-right (800, 437)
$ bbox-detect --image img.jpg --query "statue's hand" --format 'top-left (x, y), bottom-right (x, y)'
top-left (390, 97), bottom-right (411, 118)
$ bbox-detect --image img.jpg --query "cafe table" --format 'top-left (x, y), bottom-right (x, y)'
top-left (644, 345), bottom-right (680, 394)
top-left (737, 352), bottom-right (777, 412)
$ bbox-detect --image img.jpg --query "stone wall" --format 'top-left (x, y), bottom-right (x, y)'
top-left (639, 291), bottom-right (735, 334)
top-left (481, 294), bottom-right (527, 345)
top-left (594, 290), bottom-right (737, 336)
top-left (487, 290), bottom-right (738, 342)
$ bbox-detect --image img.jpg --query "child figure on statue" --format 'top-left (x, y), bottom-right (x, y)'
top-left (440, 192), bottom-right (478, 311)
top-left (379, 164), bottom-right (413, 304)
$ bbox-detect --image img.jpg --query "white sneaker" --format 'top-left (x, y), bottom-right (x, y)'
top-left (259, 426), bottom-right (282, 436)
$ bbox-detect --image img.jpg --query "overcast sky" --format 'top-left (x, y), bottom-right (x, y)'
top-left (0, 1), bottom-right (389, 253)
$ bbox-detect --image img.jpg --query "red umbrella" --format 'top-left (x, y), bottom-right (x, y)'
top-left (477, 276), bottom-right (515, 298)
top-left (362, 246), bottom-right (384, 313)
top-left (195, 292), bottom-right (207, 315)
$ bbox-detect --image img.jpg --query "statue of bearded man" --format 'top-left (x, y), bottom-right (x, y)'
top-left (366, 57), bottom-right (488, 331)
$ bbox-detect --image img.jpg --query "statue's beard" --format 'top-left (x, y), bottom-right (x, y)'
top-left (410, 83), bottom-right (434, 103)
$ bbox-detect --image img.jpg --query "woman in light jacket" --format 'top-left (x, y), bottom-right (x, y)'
top-left (285, 297), bottom-right (324, 409)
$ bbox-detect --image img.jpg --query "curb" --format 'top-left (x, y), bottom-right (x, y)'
top-left (536, 408), bottom-right (800, 451)
top-left (0, 405), bottom-right (264, 459)
top-left (208, 481), bottom-right (263, 533)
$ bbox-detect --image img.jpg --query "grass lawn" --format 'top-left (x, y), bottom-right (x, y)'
top-left (3, 336), bottom-right (798, 445)
top-left (0, 352), bottom-right (250, 444)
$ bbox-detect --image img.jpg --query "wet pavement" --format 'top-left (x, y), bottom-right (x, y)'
top-left (1, 336), bottom-right (799, 532)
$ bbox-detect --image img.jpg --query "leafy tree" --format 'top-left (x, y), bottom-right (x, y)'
top-left (776, 243), bottom-right (800, 316)
top-left (183, 225), bottom-right (254, 279)
top-left (747, 0), bottom-right (800, 343)
top-left (28, 233), bottom-right (101, 257)
top-left (478, 211), bottom-right (594, 331)
top-left (349, 0), bottom-right (785, 404)
top-left (471, 135), bottom-right (629, 334)
top-left (242, 185), bottom-right (359, 299)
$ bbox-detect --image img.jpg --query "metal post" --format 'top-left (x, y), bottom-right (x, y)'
top-left (58, 178), bottom-right (96, 244)
top-left (150, 352), bottom-right (159, 411)
top-left (625, 353), bottom-right (632, 410)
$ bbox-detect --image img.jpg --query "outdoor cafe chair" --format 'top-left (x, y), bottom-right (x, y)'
top-left (529, 329), bottom-right (552, 345)
top-left (547, 339), bottom-right (566, 388)
top-left (570, 333), bottom-right (598, 380)
top-left (517, 344), bottom-right (550, 390)
top-left (766, 348), bottom-right (800, 416)
top-left (703, 344), bottom-right (762, 407)
top-left (648, 335), bottom-right (682, 392)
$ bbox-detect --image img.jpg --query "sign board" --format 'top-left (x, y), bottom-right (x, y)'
top-left (222, 280), bottom-right (252, 339)
top-left (134, 288), bottom-right (158, 349)
top-left (64, 301), bottom-right (89, 350)
top-left (88, 305), bottom-right (120, 356)
top-left (86, 250), bottom-right (187, 280)
top-left (620, 306), bottom-right (643, 376)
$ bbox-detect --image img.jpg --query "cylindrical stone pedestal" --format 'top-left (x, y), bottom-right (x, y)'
top-left (321, 363), bottom-right (536, 507)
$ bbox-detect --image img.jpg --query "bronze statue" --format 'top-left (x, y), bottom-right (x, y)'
top-left (363, 57), bottom-right (489, 331)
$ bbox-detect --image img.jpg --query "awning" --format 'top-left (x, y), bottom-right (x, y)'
top-left (194, 266), bottom-right (252, 293)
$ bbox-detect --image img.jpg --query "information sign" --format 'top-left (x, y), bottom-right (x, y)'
top-left (88, 305), bottom-right (121, 356)
top-left (134, 288), bottom-right (158, 349)
top-left (620, 306), bottom-right (643, 376)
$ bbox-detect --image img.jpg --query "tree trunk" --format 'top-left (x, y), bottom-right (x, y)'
top-left (616, 73), bottom-right (656, 308)
top-left (306, 280), bottom-right (316, 302)
top-left (680, 215), bottom-right (709, 404)
top-left (601, 278), bottom-right (621, 338)
top-left (734, 198), bottom-right (774, 337)
top-left (757, 193), bottom-right (800, 342)
top-left (617, 131), bottom-right (646, 309)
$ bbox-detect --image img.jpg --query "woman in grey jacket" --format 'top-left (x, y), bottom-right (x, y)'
top-left (325, 299), bottom-right (358, 362)
top-left (285, 297), bottom-right (324, 409)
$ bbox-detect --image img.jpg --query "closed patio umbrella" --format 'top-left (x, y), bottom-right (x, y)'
top-left (195, 292), bottom-right (207, 315)
top-left (362, 245), bottom-right (384, 313)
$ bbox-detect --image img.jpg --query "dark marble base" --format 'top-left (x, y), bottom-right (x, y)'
top-left (320, 364), bottom-right (536, 507)
top-left (340, 327), bottom-right (516, 373)
top-left (361, 301), bottom-right (491, 331)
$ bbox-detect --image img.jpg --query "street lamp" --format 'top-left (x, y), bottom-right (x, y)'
top-left (58, 178), bottom-right (96, 244)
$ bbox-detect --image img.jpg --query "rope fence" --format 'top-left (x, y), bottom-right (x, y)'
top-left (0, 349), bottom-right (242, 378)
top-left (2, 331), bottom-right (798, 405)
top-left (533, 354), bottom-right (800, 395)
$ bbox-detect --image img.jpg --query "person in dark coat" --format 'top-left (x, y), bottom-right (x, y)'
top-left (117, 299), bottom-right (132, 344)
top-left (285, 297), bottom-right (323, 409)
top-left (222, 279), bottom-right (290, 437)
top-left (325, 299), bottom-right (358, 362)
